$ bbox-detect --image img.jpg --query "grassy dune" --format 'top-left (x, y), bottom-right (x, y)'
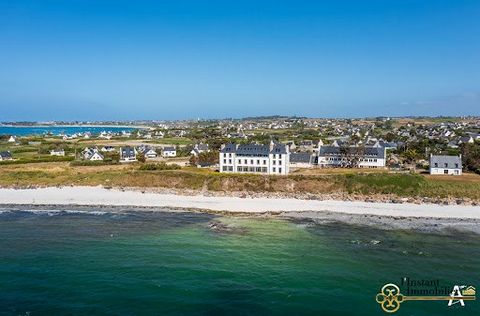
top-left (1, 162), bottom-right (479, 201)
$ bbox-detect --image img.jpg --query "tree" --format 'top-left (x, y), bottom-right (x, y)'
top-left (137, 153), bottom-right (146, 163)
top-left (461, 142), bottom-right (480, 173)
top-left (190, 151), bottom-right (219, 166)
top-left (338, 144), bottom-right (365, 168)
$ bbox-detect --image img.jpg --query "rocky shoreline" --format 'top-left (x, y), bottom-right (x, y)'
top-left (1, 203), bottom-right (479, 234)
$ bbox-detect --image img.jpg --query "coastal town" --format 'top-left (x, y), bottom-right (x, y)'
top-left (1, 116), bottom-right (479, 176)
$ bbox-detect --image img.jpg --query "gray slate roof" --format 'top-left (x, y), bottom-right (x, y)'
top-left (290, 153), bottom-right (312, 163)
top-left (237, 144), bottom-right (270, 155)
top-left (120, 147), bottom-right (136, 158)
top-left (221, 143), bottom-right (288, 155)
top-left (0, 151), bottom-right (12, 159)
top-left (319, 146), bottom-right (386, 159)
top-left (220, 143), bottom-right (237, 153)
top-left (197, 143), bottom-right (209, 151)
top-left (163, 146), bottom-right (176, 151)
top-left (430, 155), bottom-right (462, 168)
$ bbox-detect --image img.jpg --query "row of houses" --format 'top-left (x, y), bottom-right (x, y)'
top-left (218, 142), bottom-right (464, 176)
top-left (80, 146), bottom-right (178, 162)
top-left (219, 142), bottom-right (387, 175)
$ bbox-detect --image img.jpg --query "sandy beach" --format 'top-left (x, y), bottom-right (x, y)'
top-left (0, 186), bottom-right (479, 220)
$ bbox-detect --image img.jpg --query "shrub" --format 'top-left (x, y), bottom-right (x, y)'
top-left (0, 156), bottom-right (74, 165)
top-left (139, 162), bottom-right (181, 171)
top-left (70, 160), bottom-right (118, 166)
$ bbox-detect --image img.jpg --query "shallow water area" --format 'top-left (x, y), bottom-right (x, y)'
top-left (0, 206), bottom-right (478, 315)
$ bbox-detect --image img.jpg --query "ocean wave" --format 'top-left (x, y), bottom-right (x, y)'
top-left (4, 209), bottom-right (109, 216)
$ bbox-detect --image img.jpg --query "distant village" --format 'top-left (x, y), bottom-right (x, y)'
top-left (1, 116), bottom-right (479, 176)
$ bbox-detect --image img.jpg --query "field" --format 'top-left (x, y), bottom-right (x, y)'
top-left (1, 161), bottom-right (479, 201)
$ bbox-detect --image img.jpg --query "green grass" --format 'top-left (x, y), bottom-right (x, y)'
top-left (0, 163), bottom-right (479, 200)
top-left (340, 173), bottom-right (424, 195)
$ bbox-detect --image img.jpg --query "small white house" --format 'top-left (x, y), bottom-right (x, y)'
top-left (120, 146), bottom-right (137, 162)
top-left (50, 149), bottom-right (65, 156)
top-left (162, 146), bottom-right (176, 158)
top-left (429, 154), bottom-right (462, 175)
top-left (190, 143), bottom-right (209, 156)
top-left (289, 152), bottom-right (314, 168)
top-left (7, 136), bottom-right (16, 143)
top-left (144, 148), bottom-right (158, 159)
top-left (82, 147), bottom-right (104, 161)
top-left (89, 152), bottom-right (104, 161)
top-left (0, 151), bottom-right (13, 161)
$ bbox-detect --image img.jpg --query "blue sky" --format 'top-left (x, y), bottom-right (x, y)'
top-left (1, 0), bottom-right (480, 121)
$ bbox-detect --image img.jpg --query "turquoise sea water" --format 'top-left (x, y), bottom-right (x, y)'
top-left (0, 126), bottom-right (136, 136)
top-left (0, 208), bottom-right (478, 315)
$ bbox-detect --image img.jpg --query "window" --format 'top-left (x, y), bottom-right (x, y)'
top-left (238, 159), bottom-right (241, 164)
top-left (237, 166), bottom-right (242, 172)
top-left (444, 163), bottom-right (448, 168)
top-left (223, 159), bottom-right (226, 163)
top-left (257, 159), bottom-right (260, 164)
top-left (244, 159), bottom-right (247, 164)
top-left (250, 159), bottom-right (254, 164)
top-left (273, 167), bottom-right (276, 172)
top-left (279, 168), bottom-right (282, 173)
top-left (222, 166), bottom-right (227, 171)
top-left (229, 153), bottom-right (232, 157)
top-left (273, 160), bottom-right (276, 165)
top-left (263, 160), bottom-right (266, 165)
top-left (444, 170), bottom-right (448, 174)
top-left (434, 163), bottom-right (438, 167)
top-left (455, 163), bottom-right (459, 168)
top-left (229, 159), bottom-right (232, 164)
top-left (279, 160), bottom-right (282, 165)
top-left (228, 166), bottom-right (233, 171)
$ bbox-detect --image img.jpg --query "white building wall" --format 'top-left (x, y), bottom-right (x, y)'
top-left (430, 168), bottom-right (462, 175)
top-left (162, 150), bottom-right (176, 157)
top-left (219, 151), bottom-right (290, 175)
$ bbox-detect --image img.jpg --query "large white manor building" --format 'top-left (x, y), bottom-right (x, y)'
top-left (219, 142), bottom-right (290, 175)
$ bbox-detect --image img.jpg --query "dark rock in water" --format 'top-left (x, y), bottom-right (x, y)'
top-left (208, 221), bottom-right (247, 235)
